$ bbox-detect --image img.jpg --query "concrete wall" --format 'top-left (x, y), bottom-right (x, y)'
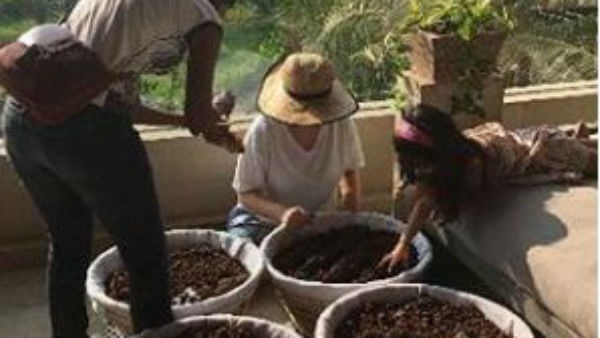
top-left (0, 107), bottom-right (395, 270)
top-left (502, 81), bottom-right (597, 129)
top-left (0, 81), bottom-right (596, 270)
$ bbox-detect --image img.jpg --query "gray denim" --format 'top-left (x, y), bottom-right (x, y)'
top-left (2, 98), bottom-right (173, 338)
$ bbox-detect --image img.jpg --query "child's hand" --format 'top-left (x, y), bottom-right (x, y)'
top-left (281, 206), bottom-right (312, 228)
top-left (378, 242), bottom-right (411, 272)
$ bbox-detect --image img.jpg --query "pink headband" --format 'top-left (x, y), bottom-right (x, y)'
top-left (394, 118), bottom-right (434, 148)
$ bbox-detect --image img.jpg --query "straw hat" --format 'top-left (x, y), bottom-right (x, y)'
top-left (257, 53), bottom-right (358, 126)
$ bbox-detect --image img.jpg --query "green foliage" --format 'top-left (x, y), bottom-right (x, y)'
top-left (0, 19), bottom-right (35, 43)
top-left (140, 4), bottom-right (274, 112)
top-left (407, 0), bottom-right (514, 41)
top-left (397, 0), bottom-right (517, 115)
top-left (499, 1), bottom-right (597, 87)
top-left (0, 0), bottom-right (596, 111)
top-left (269, 0), bottom-right (410, 100)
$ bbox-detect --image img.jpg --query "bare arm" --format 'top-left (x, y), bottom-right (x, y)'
top-left (339, 169), bottom-right (361, 212)
top-left (185, 23), bottom-right (220, 132)
top-left (238, 191), bottom-right (311, 227)
top-left (398, 188), bottom-right (435, 249)
top-left (380, 183), bottom-right (436, 269)
top-left (185, 23), bottom-right (243, 152)
top-left (239, 190), bottom-right (288, 223)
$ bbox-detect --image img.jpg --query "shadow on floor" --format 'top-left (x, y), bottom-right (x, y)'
top-left (423, 234), bottom-right (545, 338)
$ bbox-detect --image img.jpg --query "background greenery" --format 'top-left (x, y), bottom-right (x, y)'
top-left (0, 0), bottom-right (597, 113)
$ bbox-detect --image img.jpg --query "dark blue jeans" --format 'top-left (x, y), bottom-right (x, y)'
top-left (2, 98), bottom-right (173, 338)
top-left (226, 205), bottom-right (276, 245)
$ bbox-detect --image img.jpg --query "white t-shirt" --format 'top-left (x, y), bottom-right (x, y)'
top-left (64, 0), bottom-right (221, 105)
top-left (65, 0), bottom-right (221, 74)
top-left (232, 116), bottom-right (366, 212)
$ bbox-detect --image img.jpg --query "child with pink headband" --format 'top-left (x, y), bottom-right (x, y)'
top-left (380, 104), bottom-right (597, 269)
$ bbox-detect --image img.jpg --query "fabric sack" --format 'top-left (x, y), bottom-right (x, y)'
top-left (0, 25), bottom-right (115, 124)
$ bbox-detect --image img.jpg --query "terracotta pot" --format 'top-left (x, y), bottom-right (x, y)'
top-left (408, 29), bottom-right (507, 83)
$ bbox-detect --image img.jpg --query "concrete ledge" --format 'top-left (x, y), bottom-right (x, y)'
top-left (0, 80), bottom-right (596, 270)
top-left (0, 108), bottom-right (395, 270)
top-left (503, 81), bottom-right (597, 128)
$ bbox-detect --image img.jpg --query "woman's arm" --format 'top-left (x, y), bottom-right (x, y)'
top-left (185, 23), bottom-right (220, 132)
top-left (239, 191), bottom-right (312, 228)
top-left (379, 183), bottom-right (436, 270)
top-left (339, 169), bottom-right (361, 212)
top-left (184, 23), bottom-right (243, 152)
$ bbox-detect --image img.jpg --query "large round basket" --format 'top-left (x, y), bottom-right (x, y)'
top-left (315, 284), bottom-right (534, 338)
top-left (134, 314), bottom-right (302, 338)
top-left (86, 229), bottom-right (264, 335)
top-left (260, 211), bottom-right (433, 335)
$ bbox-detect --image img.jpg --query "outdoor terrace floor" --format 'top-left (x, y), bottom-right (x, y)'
top-left (0, 236), bottom-right (545, 338)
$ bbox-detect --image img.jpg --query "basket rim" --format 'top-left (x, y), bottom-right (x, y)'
top-left (260, 211), bottom-right (433, 289)
top-left (86, 229), bottom-right (265, 314)
top-left (135, 314), bottom-right (302, 338)
top-left (314, 283), bottom-right (534, 338)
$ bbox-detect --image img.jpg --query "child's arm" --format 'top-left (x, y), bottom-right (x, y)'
top-left (239, 190), bottom-right (312, 228)
top-left (379, 183), bottom-right (436, 270)
top-left (339, 169), bottom-right (361, 212)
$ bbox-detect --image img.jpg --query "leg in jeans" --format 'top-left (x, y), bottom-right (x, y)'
top-left (38, 107), bottom-right (174, 333)
top-left (3, 105), bottom-right (93, 338)
top-left (226, 205), bottom-right (276, 245)
top-left (3, 100), bottom-right (173, 335)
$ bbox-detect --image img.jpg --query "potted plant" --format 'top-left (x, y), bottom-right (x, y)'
top-left (400, 0), bottom-right (514, 117)
top-left (406, 0), bottom-right (514, 82)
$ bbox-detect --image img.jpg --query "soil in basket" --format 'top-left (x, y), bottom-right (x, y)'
top-left (335, 296), bottom-right (512, 338)
top-left (105, 244), bottom-right (249, 306)
top-left (273, 226), bottom-right (418, 283)
top-left (172, 324), bottom-right (256, 338)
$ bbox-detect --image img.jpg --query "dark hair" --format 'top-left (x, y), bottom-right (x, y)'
top-left (394, 104), bottom-right (484, 220)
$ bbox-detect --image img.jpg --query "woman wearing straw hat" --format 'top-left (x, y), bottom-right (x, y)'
top-left (226, 53), bottom-right (366, 244)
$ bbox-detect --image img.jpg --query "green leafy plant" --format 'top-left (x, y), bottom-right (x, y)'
top-left (401, 0), bottom-right (515, 116)
top-left (407, 0), bottom-right (514, 40)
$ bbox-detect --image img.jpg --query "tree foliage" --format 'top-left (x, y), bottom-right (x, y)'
top-left (0, 0), bottom-right (596, 106)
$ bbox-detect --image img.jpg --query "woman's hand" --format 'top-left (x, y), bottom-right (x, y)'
top-left (378, 242), bottom-right (411, 271)
top-left (202, 123), bottom-right (244, 153)
top-left (185, 97), bottom-right (243, 153)
top-left (281, 206), bottom-right (312, 228)
top-left (339, 169), bottom-right (360, 212)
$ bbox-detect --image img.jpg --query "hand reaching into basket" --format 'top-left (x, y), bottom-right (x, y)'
top-left (378, 242), bottom-right (411, 272)
top-left (281, 206), bottom-right (313, 228)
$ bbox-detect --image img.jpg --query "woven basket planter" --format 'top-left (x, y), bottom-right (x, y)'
top-left (260, 211), bottom-right (433, 335)
top-left (134, 314), bottom-right (301, 338)
top-left (87, 229), bottom-right (265, 335)
top-left (315, 284), bottom-right (534, 338)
